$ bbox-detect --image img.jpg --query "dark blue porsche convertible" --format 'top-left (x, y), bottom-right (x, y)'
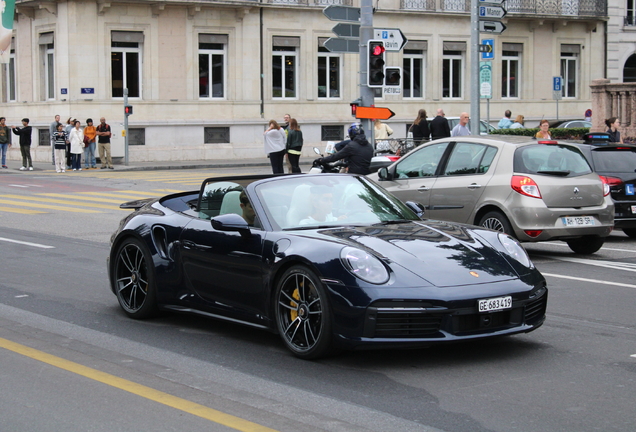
top-left (108, 173), bottom-right (547, 359)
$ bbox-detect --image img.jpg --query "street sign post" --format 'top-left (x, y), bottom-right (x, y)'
top-left (479, 4), bottom-right (507, 19)
top-left (481, 39), bottom-right (494, 59)
top-left (324, 38), bottom-right (359, 53)
top-left (479, 20), bottom-right (507, 34)
top-left (332, 23), bottom-right (360, 38)
top-left (322, 5), bottom-right (360, 22)
top-left (355, 106), bottom-right (395, 120)
top-left (372, 28), bottom-right (407, 51)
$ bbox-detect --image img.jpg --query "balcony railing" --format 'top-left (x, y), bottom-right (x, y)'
top-left (267, 0), bottom-right (352, 4)
top-left (401, 0), bottom-right (606, 17)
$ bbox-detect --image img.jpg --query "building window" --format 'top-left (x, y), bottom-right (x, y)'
top-left (501, 43), bottom-right (522, 98)
top-left (442, 42), bottom-right (465, 99)
top-left (321, 125), bottom-right (344, 141)
top-left (39, 129), bottom-right (50, 146)
top-left (272, 37), bottom-right (299, 99)
top-left (624, 54), bottom-right (636, 82)
top-left (318, 40), bottom-right (341, 99)
top-left (628, 0), bottom-right (636, 25)
top-left (38, 33), bottom-right (55, 100)
top-left (560, 45), bottom-right (579, 98)
top-left (4, 45), bottom-right (16, 102)
top-left (204, 127), bottom-right (230, 143)
top-left (199, 34), bottom-right (227, 99)
top-left (111, 31), bottom-right (143, 98)
top-left (128, 128), bottom-right (145, 145)
top-left (403, 42), bottom-right (427, 99)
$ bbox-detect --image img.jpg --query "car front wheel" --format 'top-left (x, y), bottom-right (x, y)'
top-left (478, 211), bottom-right (513, 236)
top-left (566, 236), bottom-right (605, 254)
top-left (113, 238), bottom-right (158, 319)
top-left (275, 266), bottom-right (332, 359)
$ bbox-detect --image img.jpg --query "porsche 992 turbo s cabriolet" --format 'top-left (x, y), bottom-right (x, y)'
top-left (108, 173), bottom-right (547, 359)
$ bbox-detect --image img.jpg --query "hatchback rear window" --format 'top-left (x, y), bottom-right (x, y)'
top-left (514, 144), bottom-right (592, 176)
top-left (590, 148), bottom-right (636, 173)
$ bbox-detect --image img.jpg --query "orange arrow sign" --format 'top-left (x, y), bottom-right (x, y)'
top-left (355, 106), bottom-right (395, 120)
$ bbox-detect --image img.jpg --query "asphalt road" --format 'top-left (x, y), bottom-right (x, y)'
top-left (1, 167), bottom-right (635, 432)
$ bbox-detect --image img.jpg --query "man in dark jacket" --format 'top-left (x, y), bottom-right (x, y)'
top-left (314, 123), bottom-right (373, 175)
top-left (429, 108), bottom-right (451, 140)
top-left (12, 118), bottom-right (33, 171)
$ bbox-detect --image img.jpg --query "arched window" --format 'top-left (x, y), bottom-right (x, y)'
top-left (624, 54), bottom-right (636, 82)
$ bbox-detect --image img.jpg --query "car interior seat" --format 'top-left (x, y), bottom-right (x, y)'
top-left (446, 152), bottom-right (474, 174)
top-left (219, 190), bottom-right (242, 216)
top-left (285, 184), bottom-right (312, 227)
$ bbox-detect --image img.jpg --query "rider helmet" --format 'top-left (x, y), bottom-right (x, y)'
top-left (348, 122), bottom-right (364, 140)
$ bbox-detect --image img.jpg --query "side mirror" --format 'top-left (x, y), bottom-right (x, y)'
top-left (405, 201), bottom-right (426, 219)
top-left (211, 213), bottom-right (251, 237)
top-left (313, 147), bottom-right (321, 155)
top-left (378, 167), bottom-right (391, 180)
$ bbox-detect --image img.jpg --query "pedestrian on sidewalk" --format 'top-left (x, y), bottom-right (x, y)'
top-left (96, 117), bottom-right (113, 169)
top-left (83, 118), bottom-right (97, 169)
top-left (286, 118), bottom-right (304, 173)
top-left (49, 114), bottom-right (60, 165)
top-left (11, 118), bottom-right (33, 170)
top-left (68, 120), bottom-right (84, 171)
top-left (52, 123), bottom-right (67, 173)
top-left (264, 119), bottom-right (286, 174)
top-left (0, 116), bottom-right (11, 169)
top-left (64, 117), bottom-right (74, 169)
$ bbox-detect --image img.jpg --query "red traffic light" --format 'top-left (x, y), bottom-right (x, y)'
top-left (371, 44), bottom-right (385, 56)
top-left (124, 105), bottom-right (133, 115)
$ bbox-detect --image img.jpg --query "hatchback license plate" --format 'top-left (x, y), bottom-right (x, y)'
top-left (478, 296), bottom-right (512, 313)
top-left (562, 216), bottom-right (595, 226)
top-left (632, 205), bottom-right (636, 214)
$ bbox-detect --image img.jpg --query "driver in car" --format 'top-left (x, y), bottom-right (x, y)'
top-left (299, 186), bottom-right (342, 225)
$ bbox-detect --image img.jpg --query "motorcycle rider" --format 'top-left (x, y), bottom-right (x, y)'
top-left (314, 123), bottom-right (373, 175)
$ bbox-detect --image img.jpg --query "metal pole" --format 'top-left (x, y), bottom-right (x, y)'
top-left (124, 88), bottom-right (129, 166)
top-left (360, 0), bottom-right (374, 146)
top-left (470, 0), bottom-right (480, 135)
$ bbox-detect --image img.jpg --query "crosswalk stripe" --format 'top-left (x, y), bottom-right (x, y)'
top-left (0, 199), bottom-right (99, 213)
top-left (0, 194), bottom-right (125, 210)
top-left (38, 193), bottom-right (133, 204)
top-left (0, 206), bottom-right (46, 214)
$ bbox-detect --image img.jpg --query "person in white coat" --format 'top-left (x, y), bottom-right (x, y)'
top-left (264, 119), bottom-right (287, 174)
top-left (68, 120), bottom-right (85, 171)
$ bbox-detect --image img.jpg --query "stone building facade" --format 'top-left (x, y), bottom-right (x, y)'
top-left (1, 0), bottom-right (608, 162)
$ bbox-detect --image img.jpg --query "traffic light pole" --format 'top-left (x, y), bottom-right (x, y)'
top-left (124, 88), bottom-right (129, 166)
top-left (359, 0), bottom-right (374, 147)
top-left (470, 0), bottom-right (480, 135)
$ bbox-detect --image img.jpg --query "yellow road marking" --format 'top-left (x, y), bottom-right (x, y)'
top-left (0, 337), bottom-right (278, 432)
top-left (38, 193), bottom-right (135, 204)
top-left (0, 199), bottom-right (99, 213)
top-left (0, 194), bottom-right (125, 210)
top-left (0, 206), bottom-right (46, 214)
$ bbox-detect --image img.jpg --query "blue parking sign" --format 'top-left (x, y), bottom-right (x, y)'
top-left (553, 76), bottom-right (562, 92)
top-left (481, 39), bottom-right (494, 60)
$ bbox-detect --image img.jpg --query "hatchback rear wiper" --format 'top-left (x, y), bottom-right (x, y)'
top-left (536, 170), bottom-right (570, 176)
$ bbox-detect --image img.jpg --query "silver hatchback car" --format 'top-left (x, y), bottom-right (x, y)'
top-left (370, 136), bottom-right (614, 254)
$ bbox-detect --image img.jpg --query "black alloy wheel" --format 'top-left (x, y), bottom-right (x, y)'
top-left (479, 211), bottom-right (513, 235)
top-left (275, 266), bottom-right (332, 359)
top-left (113, 238), bottom-right (158, 319)
top-left (566, 236), bottom-right (605, 254)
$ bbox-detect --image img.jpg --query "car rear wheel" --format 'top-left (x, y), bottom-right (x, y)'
top-left (113, 238), bottom-right (158, 319)
top-left (275, 266), bottom-right (332, 359)
top-left (566, 236), bottom-right (605, 254)
top-left (479, 211), bottom-right (513, 236)
top-left (622, 228), bottom-right (636, 238)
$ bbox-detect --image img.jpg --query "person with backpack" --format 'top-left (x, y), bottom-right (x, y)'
top-left (11, 118), bottom-right (33, 171)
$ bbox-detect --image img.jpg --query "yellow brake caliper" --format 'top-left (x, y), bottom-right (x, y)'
top-left (290, 285), bottom-right (301, 321)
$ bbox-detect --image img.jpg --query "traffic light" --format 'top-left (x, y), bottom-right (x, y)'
top-left (384, 67), bottom-right (401, 87)
top-left (367, 40), bottom-right (385, 88)
top-left (350, 102), bottom-right (358, 117)
top-left (124, 105), bottom-right (133, 116)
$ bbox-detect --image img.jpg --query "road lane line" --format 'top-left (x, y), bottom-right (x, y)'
top-left (0, 237), bottom-right (55, 248)
top-left (0, 198), bottom-right (99, 213)
top-left (542, 273), bottom-right (636, 289)
top-left (0, 194), bottom-right (125, 210)
top-left (542, 256), bottom-right (636, 272)
top-left (538, 241), bottom-right (635, 253)
top-left (0, 337), bottom-right (278, 432)
top-left (0, 206), bottom-right (45, 214)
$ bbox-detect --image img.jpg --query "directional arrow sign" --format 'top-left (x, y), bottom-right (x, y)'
top-left (324, 38), bottom-right (359, 53)
top-left (355, 106), bottom-right (396, 120)
top-left (332, 23), bottom-right (360, 38)
top-left (323, 5), bottom-right (360, 22)
top-left (479, 20), bottom-right (507, 35)
top-left (373, 28), bottom-right (407, 51)
top-left (479, 4), bottom-right (507, 19)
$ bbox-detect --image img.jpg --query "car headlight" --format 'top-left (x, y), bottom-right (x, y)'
top-left (340, 247), bottom-right (389, 284)
top-left (498, 233), bottom-right (533, 268)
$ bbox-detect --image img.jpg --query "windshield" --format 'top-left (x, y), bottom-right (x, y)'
top-left (591, 148), bottom-right (636, 173)
top-left (514, 144), bottom-right (592, 176)
top-left (254, 175), bottom-right (420, 230)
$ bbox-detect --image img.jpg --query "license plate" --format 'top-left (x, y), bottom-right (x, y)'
top-left (478, 296), bottom-right (512, 313)
top-left (562, 216), bottom-right (595, 226)
top-left (632, 205), bottom-right (636, 214)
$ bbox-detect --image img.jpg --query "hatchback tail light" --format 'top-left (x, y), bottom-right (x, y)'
top-left (599, 175), bottom-right (621, 197)
top-left (511, 176), bottom-right (542, 198)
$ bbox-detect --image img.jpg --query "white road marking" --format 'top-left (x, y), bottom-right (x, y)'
top-left (539, 241), bottom-right (635, 253)
top-left (630, 354), bottom-right (636, 359)
top-left (0, 237), bottom-right (55, 249)
top-left (8, 184), bottom-right (29, 188)
top-left (546, 256), bottom-right (636, 272)
top-left (542, 273), bottom-right (636, 289)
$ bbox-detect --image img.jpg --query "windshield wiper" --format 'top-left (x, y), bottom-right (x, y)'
top-left (536, 170), bottom-right (570, 176)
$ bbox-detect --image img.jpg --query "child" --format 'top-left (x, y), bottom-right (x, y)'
top-left (53, 123), bottom-right (67, 173)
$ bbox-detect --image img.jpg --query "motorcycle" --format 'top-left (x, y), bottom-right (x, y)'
top-left (308, 147), bottom-right (348, 174)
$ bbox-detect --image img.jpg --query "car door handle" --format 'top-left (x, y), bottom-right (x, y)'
top-left (417, 186), bottom-right (430, 192)
top-left (467, 183), bottom-right (482, 189)
top-left (182, 240), bottom-right (213, 251)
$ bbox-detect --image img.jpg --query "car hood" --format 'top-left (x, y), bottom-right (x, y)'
top-left (306, 221), bottom-right (521, 287)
